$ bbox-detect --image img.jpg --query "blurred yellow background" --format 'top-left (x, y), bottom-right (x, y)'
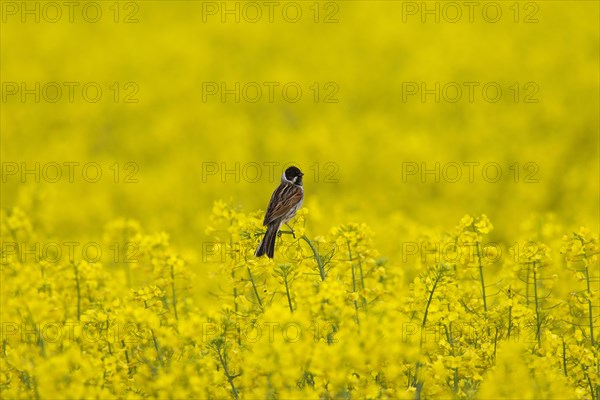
top-left (2, 1), bottom-right (598, 258)
top-left (2, 1), bottom-right (599, 398)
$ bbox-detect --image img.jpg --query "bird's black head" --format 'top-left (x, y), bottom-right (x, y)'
top-left (284, 166), bottom-right (303, 185)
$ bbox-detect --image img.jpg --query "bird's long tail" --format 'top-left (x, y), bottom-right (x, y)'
top-left (255, 224), bottom-right (279, 258)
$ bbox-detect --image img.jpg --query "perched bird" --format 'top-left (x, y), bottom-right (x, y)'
top-left (255, 166), bottom-right (304, 258)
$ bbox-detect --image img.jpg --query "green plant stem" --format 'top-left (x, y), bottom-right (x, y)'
top-left (415, 266), bottom-right (444, 399)
top-left (443, 324), bottom-right (459, 394)
top-left (475, 242), bottom-right (491, 337)
top-left (73, 262), bottom-right (81, 321)
top-left (532, 262), bottom-right (542, 348)
top-left (582, 364), bottom-right (596, 400)
top-left (229, 224), bottom-right (240, 345)
top-left (217, 345), bottom-right (239, 400)
top-left (32, 376), bottom-right (39, 400)
top-left (246, 266), bottom-right (263, 308)
top-left (475, 243), bottom-right (488, 314)
top-left (562, 339), bottom-right (568, 376)
top-left (170, 263), bottom-right (178, 320)
top-left (348, 242), bottom-right (360, 325)
top-left (151, 329), bottom-right (163, 366)
top-left (358, 258), bottom-right (367, 309)
top-left (301, 235), bottom-right (325, 281)
top-left (584, 264), bottom-right (595, 347)
top-left (122, 340), bottom-right (134, 376)
top-left (422, 272), bottom-right (441, 332)
top-left (283, 274), bottom-right (293, 313)
top-left (525, 264), bottom-right (530, 306)
top-left (493, 326), bottom-right (499, 361)
top-left (507, 287), bottom-right (514, 340)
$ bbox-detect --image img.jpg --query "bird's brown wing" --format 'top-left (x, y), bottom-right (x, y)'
top-left (263, 183), bottom-right (303, 226)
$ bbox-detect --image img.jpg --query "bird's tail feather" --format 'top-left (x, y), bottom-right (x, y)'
top-left (255, 224), bottom-right (278, 258)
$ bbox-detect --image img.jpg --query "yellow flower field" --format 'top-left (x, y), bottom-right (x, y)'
top-left (1, 1), bottom-right (599, 399)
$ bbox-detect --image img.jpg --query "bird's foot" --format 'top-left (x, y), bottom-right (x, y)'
top-left (285, 223), bottom-right (296, 239)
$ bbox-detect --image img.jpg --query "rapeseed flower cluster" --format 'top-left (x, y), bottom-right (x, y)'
top-left (1, 205), bottom-right (597, 398)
